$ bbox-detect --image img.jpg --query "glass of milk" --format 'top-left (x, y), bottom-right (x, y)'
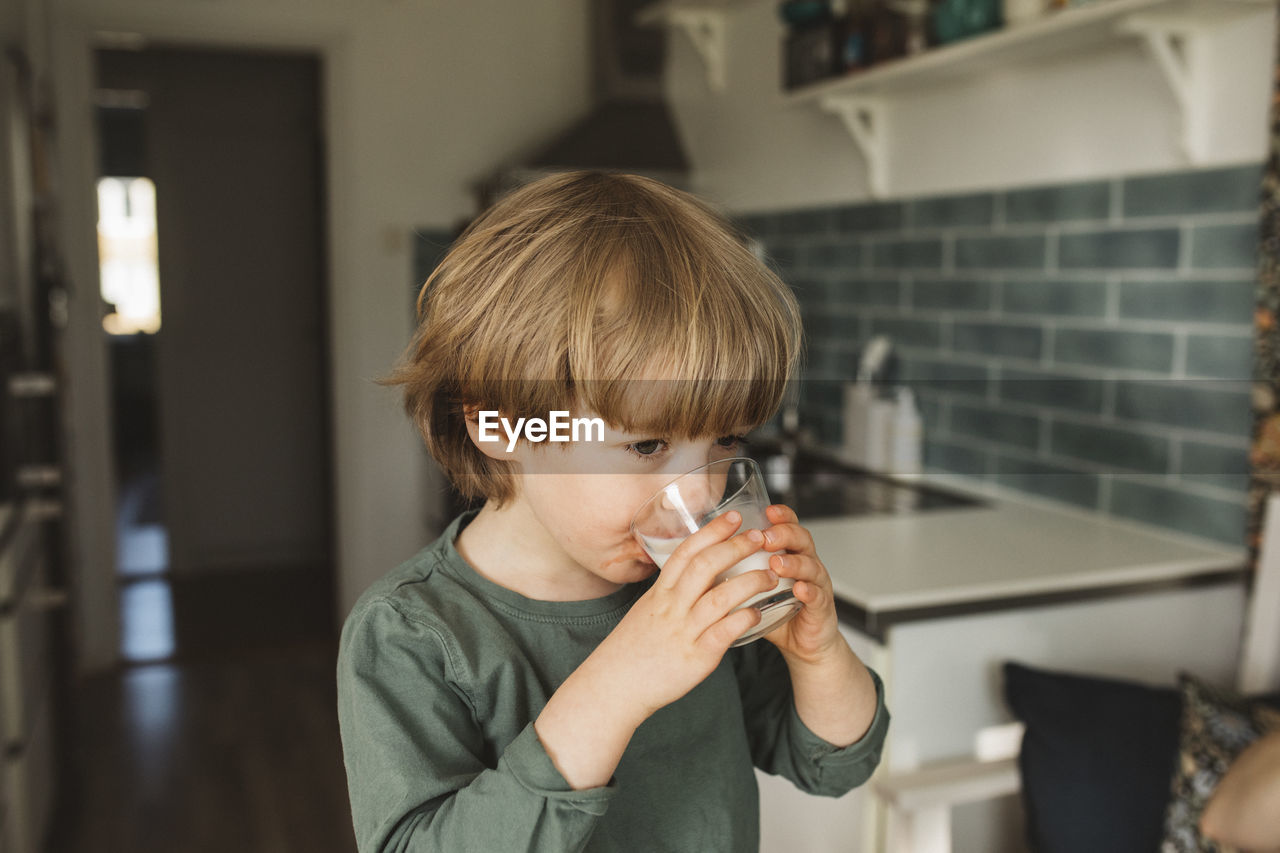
top-left (631, 457), bottom-right (801, 646)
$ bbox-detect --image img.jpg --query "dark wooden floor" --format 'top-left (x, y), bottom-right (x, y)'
top-left (47, 573), bottom-right (358, 853)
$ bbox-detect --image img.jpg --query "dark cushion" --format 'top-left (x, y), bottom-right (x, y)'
top-left (1003, 661), bottom-right (1182, 853)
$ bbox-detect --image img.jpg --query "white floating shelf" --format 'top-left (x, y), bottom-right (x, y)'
top-left (784, 0), bottom-right (1273, 197)
top-left (637, 0), bottom-right (758, 92)
top-left (785, 0), bottom-right (1270, 101)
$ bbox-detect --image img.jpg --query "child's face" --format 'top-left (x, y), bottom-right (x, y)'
top-left (493, 414), bottom-right (755, 589)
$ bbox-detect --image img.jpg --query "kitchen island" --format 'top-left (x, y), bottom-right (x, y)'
top-left (754, 461), bottom-right (1248, 853)
top-left (812, 483), bottom-right (1245, 640)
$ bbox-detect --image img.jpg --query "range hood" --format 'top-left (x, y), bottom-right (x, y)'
top-left (480, 0), bottom-right (690, 206)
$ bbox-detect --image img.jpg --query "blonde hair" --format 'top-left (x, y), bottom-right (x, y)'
top-left (384, 171), bottom-right (803, 505)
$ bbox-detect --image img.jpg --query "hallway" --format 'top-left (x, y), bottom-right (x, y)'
top-left (50, 463), bottom-right (354, 852)
top-left (48, 632), bottom-right (356, 853)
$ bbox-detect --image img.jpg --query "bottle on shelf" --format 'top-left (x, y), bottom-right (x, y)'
top-left (885, 386), bottom-right (923, 477)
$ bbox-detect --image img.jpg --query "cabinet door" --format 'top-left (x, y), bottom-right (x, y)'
top-left (0, 512), bottom-right (58, 853)
top-left (757, 624), bottom-right (889, 853)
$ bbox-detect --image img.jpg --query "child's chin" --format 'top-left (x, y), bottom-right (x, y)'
top-left (600, 553), bottom-right (659, 584)
top-left (629, 560), bottom-right (659, 581)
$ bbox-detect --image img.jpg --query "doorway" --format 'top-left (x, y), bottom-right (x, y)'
top-left (94, 45), bottom-right (335, 663)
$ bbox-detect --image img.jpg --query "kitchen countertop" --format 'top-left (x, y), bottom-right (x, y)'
top-left (799, 472), bottom-right (1248, 639)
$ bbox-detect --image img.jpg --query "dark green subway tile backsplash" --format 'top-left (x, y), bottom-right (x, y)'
top-left (953, 321), bottom-right (1043, 360)
top-left (1059, 227), bottom-right (1180, 269)
top-left (1005, 181), bottom-right (1111, 223)
top-left (837, 277), bottom-right (901, 307)
top-left (870, 237), bottom-right (944, 269)
top-left (1109, 479), bottom-right (1246, 545)
top-left (994, 454), bottom-right (1101, 509)
top-left (911, 278), bottom-right (993, 312)
top-left (1113, 380), bottom-right (1252, 436)
top-left (1122, 165), bottom-right (1262, 218)
top-left (1048, 421), bottom-right (1171, 474)
top-left (1052, 328), bottom-right (1175, 373)
top-left (728, 162), bottom-right (1261, 544)
top-left (1001, 278), bottom-right (1108, 318)
top-left (909, 193), bottom-right (995, 228)
top-left (805, 240), bottom-right (863, 269)
top-left (869, 316), bottom-right (943, 349)
top-left (955, 235), bottom-right (1046, 269)
top-left (1118, 277), bottom-right (1255, 324)
top-left (765, 244), bottom-right (800, 272)
top-left (776, 208), bottom-right (833, 236)
top-left (1179, 439), bottom-right (1251, 493)
top-left (829, 277), bottom-right (901, 307)
top-left (1190, 222), bottom-right (1260, 270)
top-left (949, 403), bottom-right (1040, 450)
top-left (1183, 334), bottom-right (1253, 380)
top-left (902, 357), bottom-right (990, 399)
top-left (998, 369), bottom-right (1105, 414)
top-left (835, 201), bottom-right (904, 233)
top-left (924, 439), bottom-right (989, 477)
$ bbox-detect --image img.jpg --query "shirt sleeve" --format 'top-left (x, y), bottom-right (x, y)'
top-left (337, 597), bottom-right (618, 853)
top-left (730, 639), bottom-right (890, 798)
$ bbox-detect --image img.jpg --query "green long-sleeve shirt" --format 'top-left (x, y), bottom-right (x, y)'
top-left (337, 511), bottom-right (890, 852)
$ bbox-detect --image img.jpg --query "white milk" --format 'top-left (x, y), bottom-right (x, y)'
top-left (640, 518), bottom-right (794, 612)
top-left (633, 463), bottom-right (802, 644)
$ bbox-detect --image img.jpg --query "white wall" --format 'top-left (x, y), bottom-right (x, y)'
top-left (665, 1), bottom-right (1276, 212)
top-left (48, 0), bottom-right (591, 670)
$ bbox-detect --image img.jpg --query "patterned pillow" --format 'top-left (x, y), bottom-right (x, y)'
top-left (1160, 674), bottom-right (1280, 853)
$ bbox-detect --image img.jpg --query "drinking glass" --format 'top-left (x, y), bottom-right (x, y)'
top-left (631, 457), bottom-right (802, 646)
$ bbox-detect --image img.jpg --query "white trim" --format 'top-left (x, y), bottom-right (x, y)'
top-left (49, 6), bottom-right (353, 673)
top-left (1240, 492), bottom-right (1280, 693)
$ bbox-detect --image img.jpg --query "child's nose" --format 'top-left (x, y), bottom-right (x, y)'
top-left (665, 472), bottom-right (718, 520)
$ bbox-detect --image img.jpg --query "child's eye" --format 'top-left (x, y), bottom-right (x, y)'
top-left (716, 434), bottom-right (749, 451)
top-left (627, 439), bottom-right (668, 459)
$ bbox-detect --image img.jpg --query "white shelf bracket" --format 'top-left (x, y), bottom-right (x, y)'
top-left (666, 9), bottom-right (728, 92)
top-left (1119, 14), bottom-right (1207, 163)
top-left (819, 95), bottom-right (889, 198)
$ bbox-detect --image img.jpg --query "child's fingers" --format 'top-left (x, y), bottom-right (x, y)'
top-left (765, 503), bottom-right (800, 525)
top-left (767, 552), bottom-right (826, 585)
top-left (654, 511), bottom-right (742, 591)
top-left (671, 529), bottom-right (767, 606)
top-left (689, 568), bottom-right (778, 628)
top-left (790, 577), bottom-right (829, 609)
top-left (761, 519), bottom-right (816, 556)
top-left (696, 604), bottom-right (761, 652)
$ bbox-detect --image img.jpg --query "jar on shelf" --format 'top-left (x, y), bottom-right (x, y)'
top-left (930, 0), bottom-right (1002, 45)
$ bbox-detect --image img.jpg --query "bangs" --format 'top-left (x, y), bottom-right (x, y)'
top-left (561, 206), bottom-right (801, 437)
top-left (578, 377), bottom-right (789, 439)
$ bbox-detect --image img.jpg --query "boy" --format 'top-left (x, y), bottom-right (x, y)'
top-left (337, 171), bottom-right (889, 852)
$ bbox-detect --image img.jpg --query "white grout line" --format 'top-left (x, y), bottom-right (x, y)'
top-left (1178, 221), bottom-right (1194, 271)
top-left (1100, 379), bottom-right (1117, 420)
top-left (1172, 330), bottom-right (1188, 379)
top-left (1105, 273), bottom-right (1121, 322)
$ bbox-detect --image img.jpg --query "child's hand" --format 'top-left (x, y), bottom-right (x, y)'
top-left (758, 504), bottom-right (845, 666)
top-left (594, 511), bottom-right (779, 722)
top-left (534, 512), bottom-right (776, 789)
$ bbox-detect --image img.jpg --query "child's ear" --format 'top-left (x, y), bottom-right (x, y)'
top-left (462, 404), bottom-right (516, 461)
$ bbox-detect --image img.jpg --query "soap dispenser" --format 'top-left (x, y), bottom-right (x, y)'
top-left (842, 382), bottom-right (873, 467)
top-left (843, 335), bottom-right (895, 470)
top-left (887, 387), bottom-right (923, 477)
